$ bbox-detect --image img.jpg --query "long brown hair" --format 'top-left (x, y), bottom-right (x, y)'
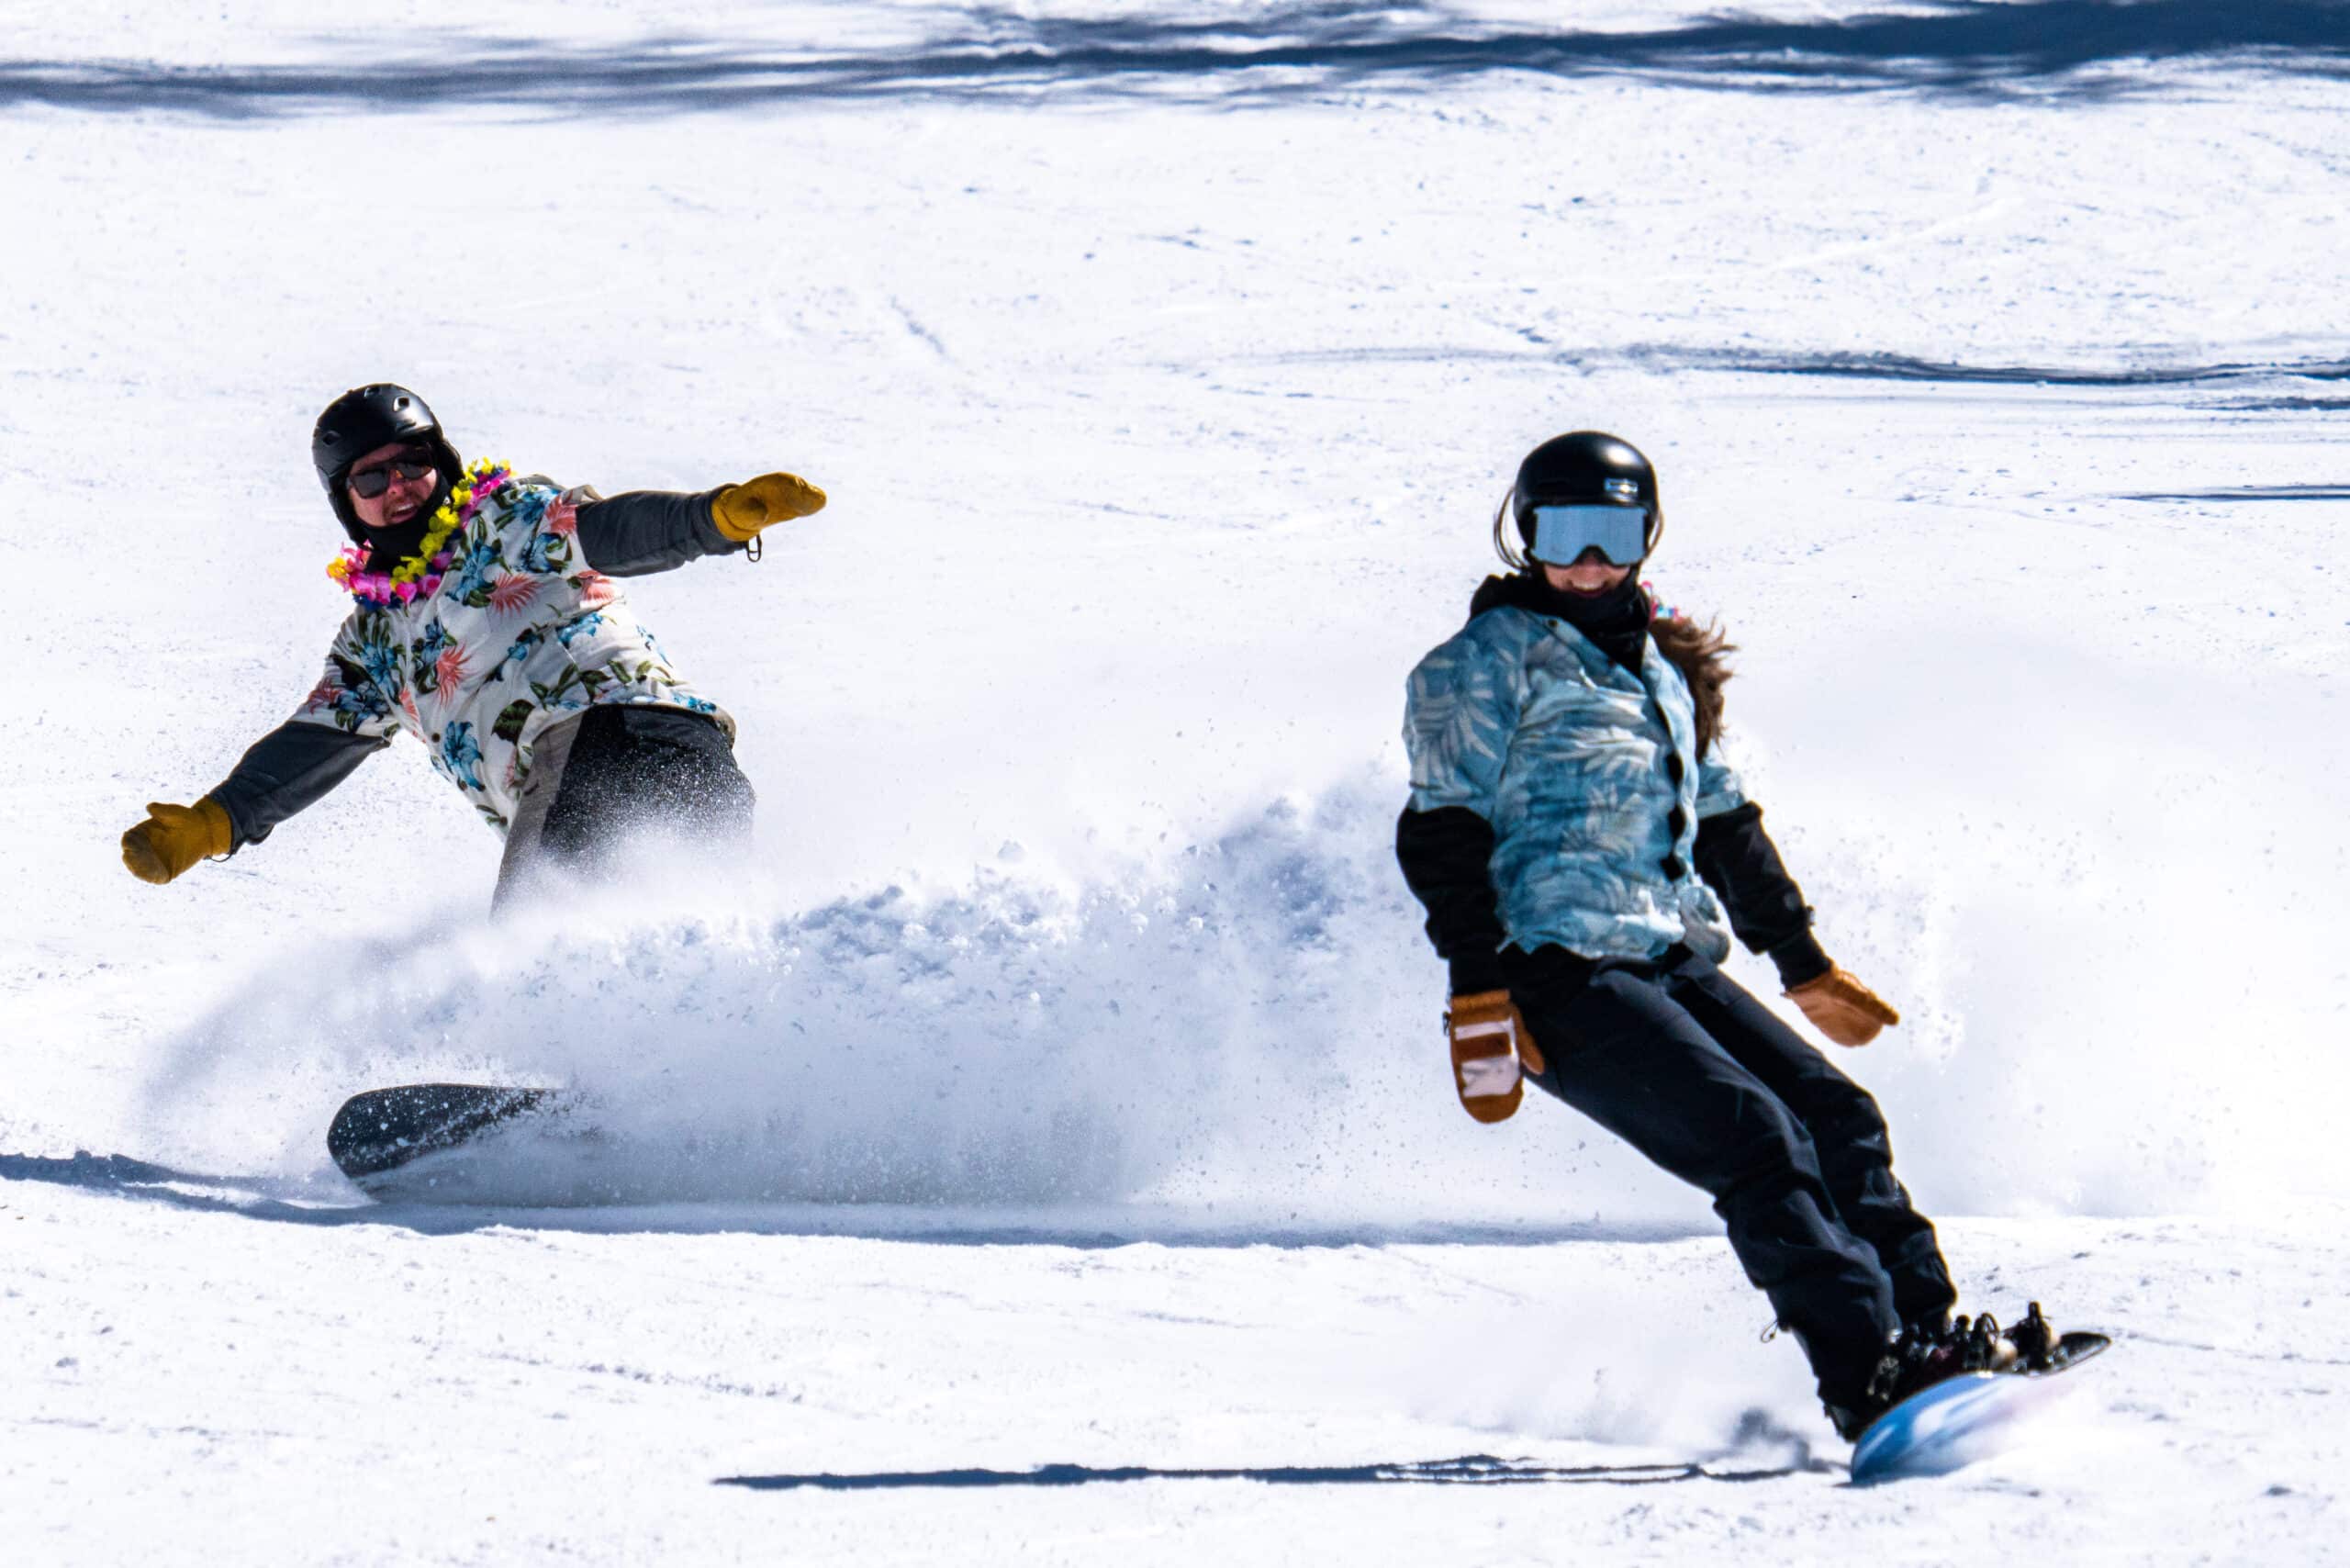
top-left (1651, 612), bottom-right (1736, 760)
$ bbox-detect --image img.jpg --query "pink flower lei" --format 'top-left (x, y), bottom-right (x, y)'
top-left (326, 461), bottom-right (513, 610)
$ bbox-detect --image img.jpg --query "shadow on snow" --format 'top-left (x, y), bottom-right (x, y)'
top-left (6, 1), bottom-right (2350, 118)
top-left (0, 1149), bottom-right (1713, 1249)
top-left (715, 1448), bottom-right (1839, 1492)
top-left (1251, 343), bottom-right (2350, 389)
top-left (2118, 484), bottom-right (2350, 500)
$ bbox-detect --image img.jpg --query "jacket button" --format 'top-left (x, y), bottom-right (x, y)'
top-left (1665, 754), bottom-right (1685, 782)
top-left (1662, 854), bottom-right (1687, 879)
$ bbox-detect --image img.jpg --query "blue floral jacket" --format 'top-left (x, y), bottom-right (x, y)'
top-left (1403, 603), bottom-right (1747, 962)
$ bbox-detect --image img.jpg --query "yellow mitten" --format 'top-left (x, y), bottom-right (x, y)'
top-left (121, 798), bottom-right (233, 885)
top-left (711, 472), bottom-right (826, 542)
top-left (1446, 989), bottom-right (1547, 1124)
top-left (1786, 967), bottom-right (1900, 1047)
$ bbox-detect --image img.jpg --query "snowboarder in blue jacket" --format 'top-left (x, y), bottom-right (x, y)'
top-left (1397, 431), bottom-right (1972, 1439)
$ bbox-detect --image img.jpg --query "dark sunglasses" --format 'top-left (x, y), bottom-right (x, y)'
top-left (346, 450), bottom-right (436, 498)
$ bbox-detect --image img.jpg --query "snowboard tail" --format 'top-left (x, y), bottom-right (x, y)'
top-left (327, 1083), bottom-right (565, 1182)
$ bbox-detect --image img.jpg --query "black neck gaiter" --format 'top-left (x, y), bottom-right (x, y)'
top-left (1469, 571), bottom-right (1651, 674)
top-left (360, 515), bottom-right (432, 572)
top-left (353, 476), bottom-right (451, 573)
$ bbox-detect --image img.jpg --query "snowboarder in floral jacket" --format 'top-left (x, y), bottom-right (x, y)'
top-left (1397, 431), bottom-right (1972, 1439)
top-left (121, 384), bottom-right (825, 907)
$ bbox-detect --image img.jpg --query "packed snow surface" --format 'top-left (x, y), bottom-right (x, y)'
top-left (4, 1), bottom-right (2346, 1562)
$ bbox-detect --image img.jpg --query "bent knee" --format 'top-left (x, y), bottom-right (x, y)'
top-left (1806, 1089), bottom-right (1892, 1152)
top-left (1709, 1115), bottom-right (1828, 1203)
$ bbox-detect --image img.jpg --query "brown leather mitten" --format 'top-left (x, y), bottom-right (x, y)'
top-left (1446, 989), bottom-right (1548, 1124)
top-left (711, 472), bottom-right (827, 542)
top-left (121, 797), bottom-right (233, 885)
top-left (1786, 967), bottom-right (1901, 1047)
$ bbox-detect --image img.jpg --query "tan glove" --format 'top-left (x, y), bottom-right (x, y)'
top-left (1446, 990), bottom-right (1549, 1124)
top-left (711, 472), bottom-right (826, 543)
top-left (1786, 967), bottom-right (1900, 1047)
top-left (121, 797), bottom-right (233, 886)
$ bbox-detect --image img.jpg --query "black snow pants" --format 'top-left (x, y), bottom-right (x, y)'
top-left (1509, 942), bottom-right (1955, 1404)
top-left (492, 704), bottom-right (755, 910)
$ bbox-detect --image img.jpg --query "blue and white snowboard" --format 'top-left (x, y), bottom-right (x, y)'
top-left (1850, 1331), bottom-right (2111, 1484)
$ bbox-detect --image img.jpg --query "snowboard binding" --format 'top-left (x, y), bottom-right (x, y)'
top-left (1833, 1302), bottom-right (2077, 1440)
top-left (2007, 1301), bottom-right (2061, 1372)
top-left (1845, 1305), bottom-right (2114, 1481)
top-left (1953, 1311), bottom-right (2018, 1372)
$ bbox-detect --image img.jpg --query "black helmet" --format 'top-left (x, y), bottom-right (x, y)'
top-left (1494, 431), bottom-right (1663, 569)
top-left (310, 384), bottom-right (464, 543)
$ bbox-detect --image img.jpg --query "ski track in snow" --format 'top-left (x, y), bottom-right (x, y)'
top-left (4, 1), bottom-right (2348, 1562)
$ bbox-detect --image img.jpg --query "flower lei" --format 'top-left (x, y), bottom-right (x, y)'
top-left (327, 459), bottom-right (512, 610)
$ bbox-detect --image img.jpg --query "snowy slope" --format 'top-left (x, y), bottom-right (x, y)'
top-left (4, 2), bottom-right (2348, 1562)
top-left (10, 1172), bottom-right (2344, 1565)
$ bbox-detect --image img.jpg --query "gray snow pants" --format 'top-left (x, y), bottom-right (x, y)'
top-left (494, 705), bottom-right (755, 911)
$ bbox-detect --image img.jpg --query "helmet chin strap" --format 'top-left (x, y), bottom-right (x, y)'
top-left (1492, 487), bottom-right (1526, 569)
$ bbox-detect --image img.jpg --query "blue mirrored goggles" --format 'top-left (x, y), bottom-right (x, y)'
top-left (1526, 504), bottom-right (1650, 566)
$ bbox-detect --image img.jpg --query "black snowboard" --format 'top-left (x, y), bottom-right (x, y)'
top-left (327, 1083), bottom-right (567, 1182)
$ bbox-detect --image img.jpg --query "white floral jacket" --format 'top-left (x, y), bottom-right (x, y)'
top-left (294, 469), bottom-right (732, 833)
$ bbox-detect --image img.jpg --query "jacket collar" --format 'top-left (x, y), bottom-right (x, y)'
top-left (1469, 572), bottom-right (1652, 677)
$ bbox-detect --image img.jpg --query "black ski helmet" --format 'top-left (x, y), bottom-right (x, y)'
top-left (310, 384), bottom-right (464, 543)
top-left (1494, 431), bottom-right (1663, 569)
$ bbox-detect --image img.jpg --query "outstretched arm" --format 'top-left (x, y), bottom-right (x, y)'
top-left (571, 487), bottom-right (731, 577)
top-left (122, 648), bottom-right (397, 885)
top-left (209, 722), bottom-right (390, 849)
top-left (571, 472), bottom-right (825, 577)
